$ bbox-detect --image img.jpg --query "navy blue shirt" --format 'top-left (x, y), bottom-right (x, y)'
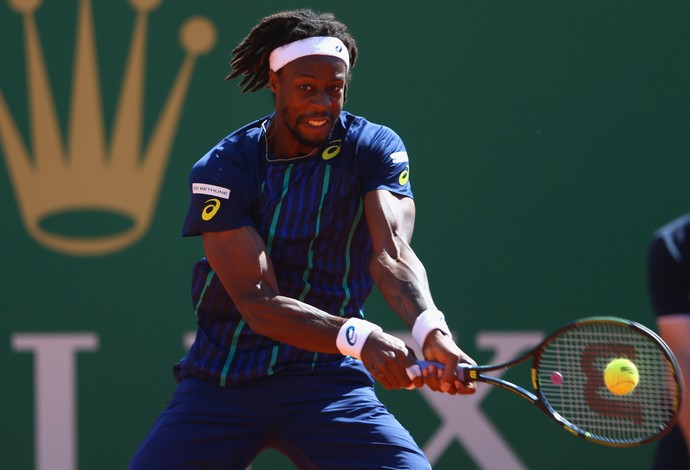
top-left (176, 112), bottom-right (413, 387)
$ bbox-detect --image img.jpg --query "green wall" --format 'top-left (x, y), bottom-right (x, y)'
top-left (1, 1), bottom-right (689, 468)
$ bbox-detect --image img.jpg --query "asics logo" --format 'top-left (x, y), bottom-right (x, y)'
top-left (346, 325), bottom-right (357, 346)
top-left (322, 140), bottom-right (342, 160)
top-left (202, 198), bottom-right (221, 221)
top-left (399, 165), bottom-right (410, 185)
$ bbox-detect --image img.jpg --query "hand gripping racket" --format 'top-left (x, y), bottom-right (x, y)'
top-left (406, 316), bottom-right (683, 447)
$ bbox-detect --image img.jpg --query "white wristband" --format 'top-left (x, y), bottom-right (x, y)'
top-left (336, 318), bottom-right (383, 360)
top-left (412, 309), bottom-right (451, 349)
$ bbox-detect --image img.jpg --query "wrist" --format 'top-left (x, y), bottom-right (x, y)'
top-left (412, 309), bottom-right (451, 349)
top-left (336, 318), bottom-right (383, 360)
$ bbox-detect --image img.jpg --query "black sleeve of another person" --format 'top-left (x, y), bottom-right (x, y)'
top-left (648, 236), bottom-right (690, 316)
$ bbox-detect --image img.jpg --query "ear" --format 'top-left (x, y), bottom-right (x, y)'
top-left (268, 69), bottom-right (279, 93)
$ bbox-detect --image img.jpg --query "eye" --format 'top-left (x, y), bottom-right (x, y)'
top-left (329, 85), bottom-right (343, 93)
top-left (299, 84), bottom-right (313, 91)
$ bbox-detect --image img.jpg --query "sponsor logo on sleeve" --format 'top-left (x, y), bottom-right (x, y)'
top-left (398, 165), bottom-right (410, 185)
top-left (390, 151), bottom-right (409, 163)
top-left (202, 198), bottom-right (221, 221)
top-left (192, 183), bottom-right (231, 199)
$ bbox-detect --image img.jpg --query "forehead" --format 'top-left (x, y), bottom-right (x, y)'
top-left (279, 55), bottom-right (348, 80)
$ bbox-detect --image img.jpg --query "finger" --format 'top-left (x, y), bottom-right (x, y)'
top-left (404, 362), bottom-right (424, 390)
top-left (389, 365), bottom-right (411, 390)
top-left (452, 364), bottom-right (476, 394)
top-left (455, 378), bottom-right (476, 395)
top-left (375, 374), bottom-right (394, 390)
top-left (404, 376), bottom-right (423, 390)
top-left (440, 361), bottom-right (459, 393)
top-left (378, 361), bottom-right (413, 390)
top-left (397, 366), bottom-right (420, 390)
top-left (424, 364), bottom-right (442, 391)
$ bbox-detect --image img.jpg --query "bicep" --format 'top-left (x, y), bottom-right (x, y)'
top-left (202, 227), bottom-right (279, 311)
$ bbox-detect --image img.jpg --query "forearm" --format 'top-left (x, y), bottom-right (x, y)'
top-left (237, 292), bottom-right (345, 353)
top-left (370, 239), bottom-right (436, 328)
top-left (362, 192), bottom-right (475, 394)
top-left (204, 228), bottom-right (353, 354)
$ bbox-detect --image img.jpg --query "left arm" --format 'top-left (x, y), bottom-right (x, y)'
top-left (363, 189), bottom-right (476, 394)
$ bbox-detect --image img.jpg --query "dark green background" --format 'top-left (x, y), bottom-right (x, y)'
top-left (1, 1), bottom-right (689, 468)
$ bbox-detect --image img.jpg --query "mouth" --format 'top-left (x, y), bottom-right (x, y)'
top-left (305, 118), bottom-right (329, 128)
top-left (293, 115), bottom-right (334, 147)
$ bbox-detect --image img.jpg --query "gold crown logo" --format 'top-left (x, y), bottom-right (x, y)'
top-left (0, 0), bottom-right (216, 256)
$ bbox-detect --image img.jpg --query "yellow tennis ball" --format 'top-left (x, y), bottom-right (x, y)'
top-left (604, 358), bottom-right (639, 395)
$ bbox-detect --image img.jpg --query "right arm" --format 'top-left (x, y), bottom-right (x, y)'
top-left (203, 227), bottom-right (342, 351)
top-left (202, 226), bottom-right (422, 390)
top-left (363, 189), bottom-right (476, 394)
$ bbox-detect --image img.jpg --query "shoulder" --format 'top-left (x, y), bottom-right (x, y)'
top-left (655, 213), bottom-right (690, 238)
top-left (192, 117), bottom-right (267, 172)
top-left (652, 213), bottom-right (690, 260)
top-left (341, 112), bottom-right (404, 148)
top-left (339, 112), bottom-right (408, 168)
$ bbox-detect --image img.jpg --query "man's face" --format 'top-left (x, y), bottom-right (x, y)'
top-left (269, 55), bottom-right (348, 149)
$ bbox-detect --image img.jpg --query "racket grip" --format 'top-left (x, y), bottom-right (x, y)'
top-left (405, 360), bottom-right (471, 381)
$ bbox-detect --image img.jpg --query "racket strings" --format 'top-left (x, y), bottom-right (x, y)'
top-left (536, 322), bottom-right (680, 446)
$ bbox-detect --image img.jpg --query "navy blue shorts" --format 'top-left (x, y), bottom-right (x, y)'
top-left (129, 360), bottom-right (430, 469)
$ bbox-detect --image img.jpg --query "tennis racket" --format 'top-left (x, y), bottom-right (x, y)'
top-left (406, 316), bottom-right (683, 447)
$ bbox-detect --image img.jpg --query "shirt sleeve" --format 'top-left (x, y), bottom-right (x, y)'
top-left (181, 146), bottom-right (256, 237)
top-left (647, 234), bottom-right (690, 316)
top-left (358, 124), bottom-right (413, 198)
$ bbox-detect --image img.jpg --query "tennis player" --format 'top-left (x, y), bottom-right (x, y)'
top-left (648, 214), bottom-right (690, 469)
top-left (129, 9), bottom-right (476, 469)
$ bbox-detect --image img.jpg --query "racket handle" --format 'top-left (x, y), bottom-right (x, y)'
top-left (406, 360), bottom-right (471, 382)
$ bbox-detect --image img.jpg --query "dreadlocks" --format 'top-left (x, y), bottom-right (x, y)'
top-left (226, 9), bottom-right (358, 93)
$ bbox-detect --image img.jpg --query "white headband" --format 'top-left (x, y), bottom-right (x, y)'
top-left (269, 36), bottom-right (350, 72)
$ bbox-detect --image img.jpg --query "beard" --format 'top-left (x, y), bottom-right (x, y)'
top-left (280, 108), bottom-right (334, 148)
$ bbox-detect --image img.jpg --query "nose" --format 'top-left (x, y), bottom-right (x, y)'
top-left (310, 90), bottom-right (330, 110)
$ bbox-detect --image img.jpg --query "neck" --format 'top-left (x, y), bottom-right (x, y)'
top-left (262, 120), bottom-right (320, 162)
